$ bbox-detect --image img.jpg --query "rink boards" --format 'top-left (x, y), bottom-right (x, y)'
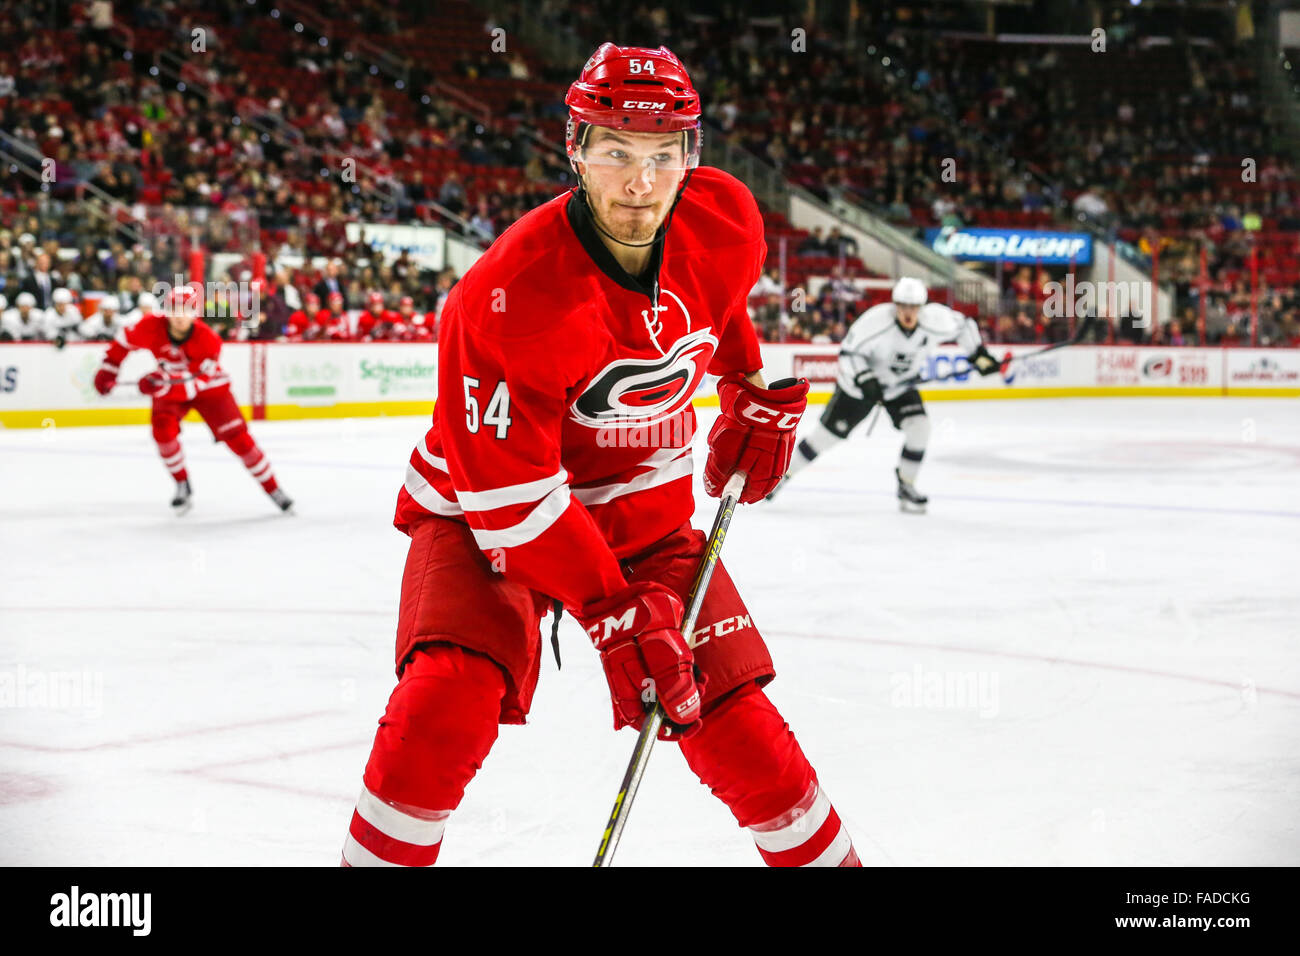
top-left (0, 341), bottom-right (1297, 428)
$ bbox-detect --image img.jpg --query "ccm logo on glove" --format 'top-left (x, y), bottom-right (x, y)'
top-left (738, 403), bottom-right (802, 429)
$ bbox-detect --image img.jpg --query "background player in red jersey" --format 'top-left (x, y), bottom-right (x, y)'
top-left (92, 286), bottom-right (293, 515)
top-left (342, 44), bottom-right (859, 867)
top-left (355, 292), bottom-right (387, 340)
top-left (285, 291), bottom-right (319, 340)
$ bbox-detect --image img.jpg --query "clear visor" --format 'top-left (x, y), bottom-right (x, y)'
top-left (576, 130), bottom-right (697, 173)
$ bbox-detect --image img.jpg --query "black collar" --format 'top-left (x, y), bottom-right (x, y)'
top-left (565, 190), bottom-right (664, 297)
top-left (168, 324), bottom-right (195, 346)
top-left (895, 317), bottom-right (920, 337)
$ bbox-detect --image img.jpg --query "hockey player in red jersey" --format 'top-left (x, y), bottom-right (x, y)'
top-left (285, 292), bottom-right (319, 340)
top-left (92, 286), bottom-right (293, 515)
top-left (355, 292), bottom-right (387, 340)
top-left (342, 44), bottom-right (859, 867)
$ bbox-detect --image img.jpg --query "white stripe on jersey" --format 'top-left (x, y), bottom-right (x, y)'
top-left (469, 484), bottom-right (570, 549)
top-left (572, 445), bottom-right (693, 507)
top-left (412, 439), bottom-right (448, 473)
top-left (456, 467), bottom-right (568, 513)
top-left (404, 462), bottom-right (463, 518)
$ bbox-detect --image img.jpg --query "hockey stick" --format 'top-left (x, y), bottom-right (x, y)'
top-left (592, 470), bottom-right (748, 868)
top-left (863, 402), bottom-right (884, 436)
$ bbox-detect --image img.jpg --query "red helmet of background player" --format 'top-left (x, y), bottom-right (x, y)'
top-left (564, 43), bottom-right (702, 173)
top-left (367, 291), bottom-right (383, 308)
top-left (164, 285), bottom-right (201, 317)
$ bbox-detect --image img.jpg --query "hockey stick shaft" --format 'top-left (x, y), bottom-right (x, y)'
top-left (592, 470), bottom-right (747, 868)
top-left (863, 402), bottom-right (884, 436)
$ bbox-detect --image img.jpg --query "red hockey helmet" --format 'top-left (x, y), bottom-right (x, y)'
top-left (164, 284), bottom-right (201, 317)
top-left (367, 291), bottom-right (383, 307)
top-left (565, 43), bottom-right (702, 171)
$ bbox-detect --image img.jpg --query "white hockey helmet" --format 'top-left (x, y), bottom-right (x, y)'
top-left (891, 277), bottom-right (927, 306)
top-left (53, 287), bottom-right (73, 305)
top-left (137, 291), bottom-right (159, 313)
top-left (16, 291), bottom-right (37, 308)
top-left (99, 294), bottom-right (119, 311)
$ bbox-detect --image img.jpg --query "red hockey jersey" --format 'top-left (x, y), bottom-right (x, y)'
top-left (395, 167), bottom-right (765, 611)
top-left (102, 315), bottom-right (231, 400)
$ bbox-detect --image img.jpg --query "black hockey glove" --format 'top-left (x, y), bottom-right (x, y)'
top-left (969, 345), bottom-right (1001, 377)
top-left (853, 372), bottom-right (884, 406)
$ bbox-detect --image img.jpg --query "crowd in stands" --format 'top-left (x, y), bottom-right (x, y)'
top-left (2, 0), bottom-right (1299, 347)
top-left (521, 0), bottom-right (1300, 346)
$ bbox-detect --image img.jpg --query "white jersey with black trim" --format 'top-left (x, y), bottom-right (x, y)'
top-left (836, 302), bottom-right (982, 401)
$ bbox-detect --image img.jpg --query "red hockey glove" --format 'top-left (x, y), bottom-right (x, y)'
top-left (139, 372), bottom-right (193, 402)
top-left (580, 582), bottom-right (705, 740)
top-left (93, 366), bottom-right (118, 395)
top-left (704, 373), bottom-right (809, 503)
top-left (138, 372), bottom-right (170, 397)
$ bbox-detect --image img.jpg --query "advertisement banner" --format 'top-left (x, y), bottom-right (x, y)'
top-left (2, 342), bottom-right (1295, 427)
top-left (344, 222), bottom-right (446, 270)
top-left (1225, 350), bottom-right (1300, 392)
top-left (924, 227), bottom-right (1093, 265)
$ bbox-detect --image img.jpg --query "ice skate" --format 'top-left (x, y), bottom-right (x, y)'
top-left (171, 479), bottom-right (193, 516)
top-left (896, 468), bottom-right (927, 514)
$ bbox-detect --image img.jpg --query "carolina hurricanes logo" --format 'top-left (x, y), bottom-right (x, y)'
top-left (1143, 356), bottom-right (1173, 378)
top-left (571, 328), bottom-right (718, 428)
top-left (157, 346), bottom-right (187, 375)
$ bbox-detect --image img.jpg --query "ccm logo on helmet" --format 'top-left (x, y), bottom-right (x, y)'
top-left (622, 100), bottom-right (667, 110)
top-left (739, 402), bottom-right (801, 429)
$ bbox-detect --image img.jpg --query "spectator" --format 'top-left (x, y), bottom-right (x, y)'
top-left (438, 172), bottom-right (467, 216)
top-left (21, 252), bottom-right (60, 310)
top-left (826, 227), bottom-right (858, 259)
top-left (797, 227), bottom-right (829, 257)
top-left (1072, 186), bottom-right (1109, 221)
top-left (314, 259), bottom-right (346, 302)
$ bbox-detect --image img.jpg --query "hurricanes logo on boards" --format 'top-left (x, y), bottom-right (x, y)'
top-left (1143, 356), bottom-right (1173, 378)
top-left (571, 328), bottom-right (717, 429)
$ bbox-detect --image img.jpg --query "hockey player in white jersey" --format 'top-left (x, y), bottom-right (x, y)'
top-left (0, 291), bottom-right (49, 341)
top-left (47, 288), bottom-right (86, 343)
top-left (769, 277), bottom-right (1000, 512)
top-left (77, 294), bottom-right (129, 341)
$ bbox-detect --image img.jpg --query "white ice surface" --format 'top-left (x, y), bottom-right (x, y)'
top-left (1, 398), bottom-right (1297, 866)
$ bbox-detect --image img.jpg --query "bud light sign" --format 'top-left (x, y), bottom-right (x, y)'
top-left (924, 227), bottom-right (1093, 265)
